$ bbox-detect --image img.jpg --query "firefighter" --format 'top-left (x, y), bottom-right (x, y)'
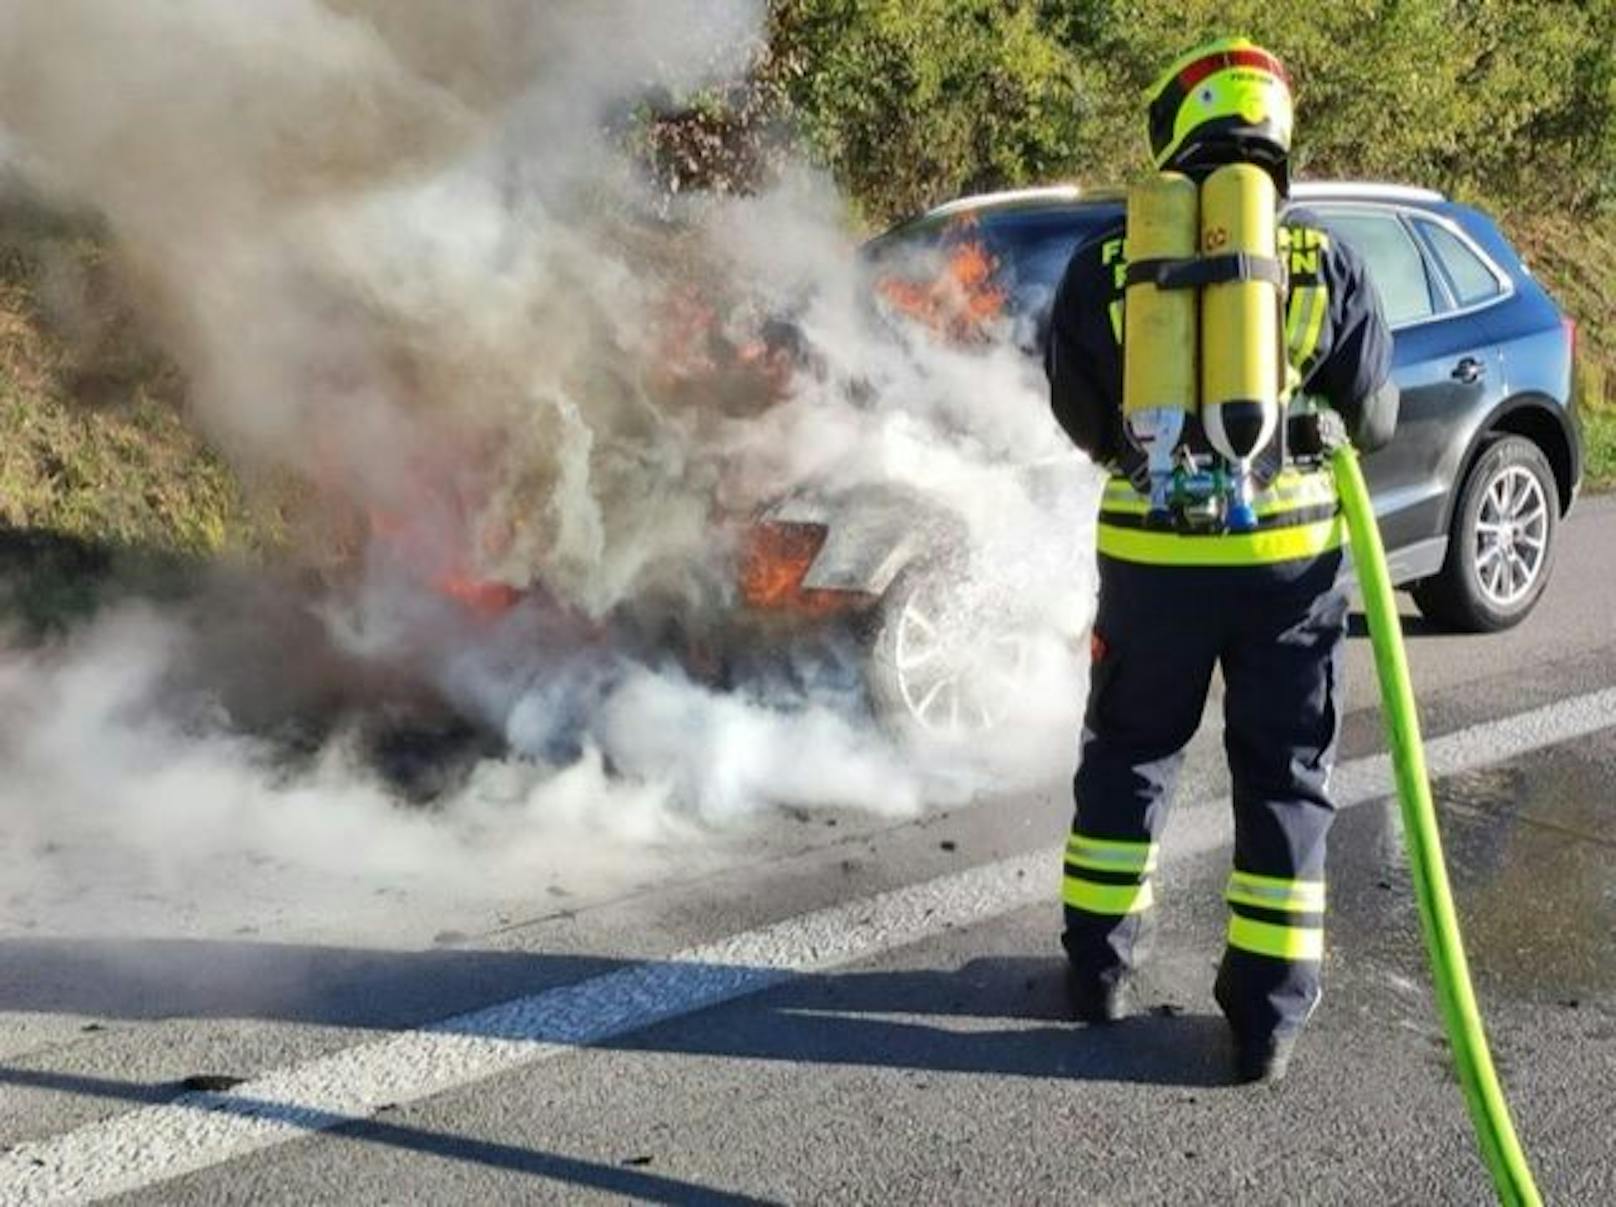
top-left (1045, 37), bottom-right (1399, 1083)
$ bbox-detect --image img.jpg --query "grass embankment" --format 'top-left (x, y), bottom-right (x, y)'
top-left (1513, 210), bottom-right (1616, 491)
top-left (0, 219), bottom-right (252, 551)
top-left (0, 209), bottom-right (266, 632)
top-left (1582, 405), bottom-right (1616, 492)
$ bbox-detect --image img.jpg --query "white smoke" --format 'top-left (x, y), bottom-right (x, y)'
top-left (0, 602), bottom-right (931, 938)
top-left (0, 0), bottom-right (1101, 928)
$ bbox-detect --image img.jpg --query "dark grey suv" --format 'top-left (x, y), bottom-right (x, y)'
top-left (740, 182), bottom-right (1582, 741)
top-left (1298, 184), bottom-right (1581, 631)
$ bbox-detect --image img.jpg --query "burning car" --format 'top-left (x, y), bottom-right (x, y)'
top-left (731, 210), bottom-right (1094, 746)
top-left (338, 199), bottom-right (1091, 759)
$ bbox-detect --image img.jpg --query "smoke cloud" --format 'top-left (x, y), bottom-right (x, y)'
top-left (0, 0), bottom-right (1101, 928)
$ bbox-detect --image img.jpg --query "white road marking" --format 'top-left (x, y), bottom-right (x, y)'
top-left (5, 685), bottom-right (1616, 1205)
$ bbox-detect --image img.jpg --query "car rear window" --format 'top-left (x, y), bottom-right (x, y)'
top-left (867, 209), bottom-right (1102, 317)
top-left (974, 211), bottom-right (1098, 290)
top-left (1316, 210), bottom-right (1438, 327)
top-left (1417, 219), bottom-right (1505, 307)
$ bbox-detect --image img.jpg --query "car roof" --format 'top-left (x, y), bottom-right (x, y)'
top-left (912, 180), bottom-right (1448, 224)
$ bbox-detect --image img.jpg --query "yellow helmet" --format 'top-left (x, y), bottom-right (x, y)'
top-left (1146, 37), bottom-right (1294, 184)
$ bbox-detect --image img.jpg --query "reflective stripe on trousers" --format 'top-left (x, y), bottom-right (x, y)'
top-left (1226, 870), bottom-right (1326, 961)
top-left (1063, 832), bottom-right (1159, 916)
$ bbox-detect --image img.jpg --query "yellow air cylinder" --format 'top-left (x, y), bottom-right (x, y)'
top-left (1123, 172), bottom-right (1198, 513)
top-left (1199, 162), bottom-right (1281, 468)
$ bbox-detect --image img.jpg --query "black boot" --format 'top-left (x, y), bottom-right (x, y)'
top-left (1231, 1032), bottom-right (1296, 1084)
top-left (1215, 964), bottom-right (1298, 1084)
top-left (1066, 966), bottom-right (1133, 1024)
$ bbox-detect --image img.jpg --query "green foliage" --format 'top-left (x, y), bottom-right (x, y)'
top-left (0, 380), bottom-right (246, 552)
top-left (766, 0), bottom-right (1090, 222)
top-left (768, 0), bottom-right (1616, 225)
top-left (0, 229), bottom-right (266, 558)
top-left (1582, 398), bottom-right (1616, 490)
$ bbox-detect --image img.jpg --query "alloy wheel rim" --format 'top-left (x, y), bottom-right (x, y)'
top-left (891, 581), bottom-right (1028, 737)
top-left (1472, 464), bottom-right (1547, 608)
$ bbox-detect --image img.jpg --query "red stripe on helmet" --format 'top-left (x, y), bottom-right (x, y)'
top-left (1230, 47), bottom-right (1290, 84)
top-left (1176, 55), bottom-right (1221, 90)
top-left (1177, 47), bottom-right (1290, 92)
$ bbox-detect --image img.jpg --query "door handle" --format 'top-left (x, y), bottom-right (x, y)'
top-left (1451, 356), bottom-right (1486, 384)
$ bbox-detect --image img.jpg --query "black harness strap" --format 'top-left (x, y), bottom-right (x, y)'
top-left (1124, 252), bottom-right (1286, 291)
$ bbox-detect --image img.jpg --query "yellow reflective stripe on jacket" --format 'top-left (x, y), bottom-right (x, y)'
top-left (1228, 914), bottom-right (1323, 961)
top-left (1064, 876), bottom-right (1155, 916)
top-left (1100, 470), bottom-right (1338, 517)
top-left (1097, 485), bottom-right (1152, 515)
top-left (1284, 225), bottom-right (1330, 370)
top-left (1097, 513), bottom-right (1345, 566)
top-left (1287, 283), bottom-right (1328, 370)
top-left (1280, 226), bottom-right (1331, 267)
top-left (1226, 871), bottom-right (1326, 913)
top-left (1066, 833), bottom-right (1159, 875)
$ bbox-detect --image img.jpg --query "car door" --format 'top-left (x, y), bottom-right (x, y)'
top-left (1309, 204), bottom-right (1504, 573)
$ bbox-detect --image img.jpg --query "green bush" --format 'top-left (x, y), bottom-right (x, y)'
top-left (768, 0), bottom-right (1616, 225)
top-left (766, 0), bottom-right (1090, 223)
top-left (0, 222), bottom-right (267, 557)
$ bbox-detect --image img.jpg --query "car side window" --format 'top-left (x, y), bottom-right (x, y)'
top-left (1314, 210), bottom-right (1438, 327)
top-left (1416, 219), bottom-right (1504, 307)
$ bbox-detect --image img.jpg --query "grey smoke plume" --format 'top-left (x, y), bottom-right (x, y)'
top-left (0, 0), bottom-right (772, 613)
top-left (0, 0), bottom-right (1101, 920)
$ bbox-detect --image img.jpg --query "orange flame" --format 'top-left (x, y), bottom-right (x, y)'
top-left (365, 471), bottom-right (524, 621)
top-left (876, 220), bottom-right (1008, 342)
top-left (646, 281), bottom-right (798, 421)
top-left (740, 521), bottom-right (869, 618)
top-left (741, 522), bottom-right (824, 608)
top-left (653, 284), bottom-right (722, 380)
top-left (434, 574), bottom-right (522, 618)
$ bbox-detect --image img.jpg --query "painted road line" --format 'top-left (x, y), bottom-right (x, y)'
top-left (5, 685), bottom-right (1616, 1205)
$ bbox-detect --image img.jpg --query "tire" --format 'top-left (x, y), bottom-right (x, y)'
top-left (864, 563), bottom-right (1036, 747)
top-left (1411, 434), bottom-right (1558, 633)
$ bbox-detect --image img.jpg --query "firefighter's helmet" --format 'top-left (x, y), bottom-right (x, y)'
top-left (1146, 37), bottom-right (1294, 188)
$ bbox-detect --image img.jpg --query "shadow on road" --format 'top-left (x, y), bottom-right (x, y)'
top-left (1345, 610), bottom-right (1455, 640)
top-left (612, 956), bottom-right (1234, 1089)
top-left (0, 941), bottom-right (1251, 1197)
top-left (0, 940), bottom-right (1230, 1090)
top-left (0, 938), bottom-right (622, 1029)
top-left (0, 1067), bottom-right (771, 1206)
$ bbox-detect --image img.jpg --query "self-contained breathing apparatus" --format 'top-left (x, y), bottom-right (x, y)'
top-left (1121, 162), bottom-right (1337, 534)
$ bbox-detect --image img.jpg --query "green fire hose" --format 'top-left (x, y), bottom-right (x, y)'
top-left (1332, 444), bottom-right (1541, 1206)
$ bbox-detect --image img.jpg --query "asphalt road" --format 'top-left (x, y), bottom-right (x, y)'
top-left (3, 494), bottom-right (1615, 1205)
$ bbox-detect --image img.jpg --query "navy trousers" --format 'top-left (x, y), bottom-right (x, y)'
top-left (1062, 550), bottom-right (1348, 1044)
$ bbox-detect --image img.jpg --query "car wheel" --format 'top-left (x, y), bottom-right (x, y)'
top-left (864, 564), bottom-right (1035, 745)
top-left (1411, 434), bottom-right (1558, 633)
